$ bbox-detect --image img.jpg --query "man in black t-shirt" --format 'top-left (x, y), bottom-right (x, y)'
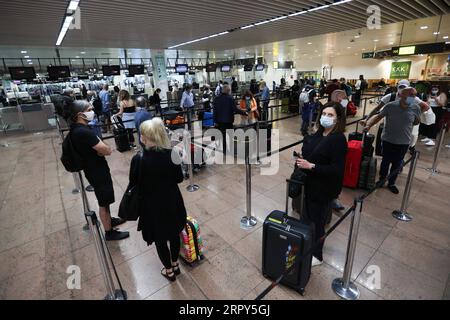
top-left (67, 100), bottom-right (129, 241)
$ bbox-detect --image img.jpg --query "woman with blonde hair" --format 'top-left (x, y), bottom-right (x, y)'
top-left (128, 117), bottom-right (187, 281)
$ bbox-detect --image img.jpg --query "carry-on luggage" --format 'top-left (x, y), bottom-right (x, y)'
top-left (358, 156), bottom-right (378, 190)
top-left (202, 111), bottom-right (214, 128)
top-left (179, 216), bottom-right (204, 265)
top-left (262, 180), bottom-right (314, 295)
top-left (343, 139), bottom-right (363, 188)
top-left (375, 123), bottom-right (384, 156)
top-left (281, 97), bottom-right (290, 113)
top-left (112, 115), bottom-right (131, 153)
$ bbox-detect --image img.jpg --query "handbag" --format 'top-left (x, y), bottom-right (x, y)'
top-left (288, 135), bottom-right (327, 198)
top-left (118, 153), bottom-right (143, 221)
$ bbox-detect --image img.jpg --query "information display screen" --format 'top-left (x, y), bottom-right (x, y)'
top-left (9, 67), bottom-right (36, 80)
top-left (102, 65), bottom-right (120, 76)
top-left (206, 64), bottom-right (216, 72)
top-left (244, 64), bottom-right (253, 71)
top-left (255, 64), bottom-right (265, 71)
top-left (221, 65), bottom-right (231, 72)
top-left (128, 64), bottom-right (145, 76)
top-left (175, 64), bottom-right (188, 73)
top-left (47, 66), bottom-right (71, 80)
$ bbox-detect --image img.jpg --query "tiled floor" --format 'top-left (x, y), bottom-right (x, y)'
top-left (0, 101), bottom-right (449, 300)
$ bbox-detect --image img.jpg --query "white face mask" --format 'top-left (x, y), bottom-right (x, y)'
top-left (340, 99), bottom-right (349, 108)
top-left (320, 116), bottom-right (336, 129)
top-left (82, 111), bottom-right (95, 122)
top-left (406, 97), bottom-right (416, 105)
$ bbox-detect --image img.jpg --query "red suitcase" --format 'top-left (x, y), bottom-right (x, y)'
top-left (343, 140), bottom-right (363, 188)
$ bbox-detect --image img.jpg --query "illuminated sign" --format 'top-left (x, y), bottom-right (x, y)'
top-left (399, 46), bottom-right (416, 55)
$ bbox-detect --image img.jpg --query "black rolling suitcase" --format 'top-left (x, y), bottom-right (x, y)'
top-left (262, 180), bottom-right (314, 295)
top-left (112, 115), bottom-right (131, 153)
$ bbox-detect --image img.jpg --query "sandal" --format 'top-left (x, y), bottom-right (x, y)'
top-left (161, 268), bottom-right (176, 282)
top-left (172, 262), bottom-right (181, 276)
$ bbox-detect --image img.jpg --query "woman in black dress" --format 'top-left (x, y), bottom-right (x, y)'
top-left (129, 117), bottom-right (187, 281)
top-left (295, 102), bottom-right (348, 267)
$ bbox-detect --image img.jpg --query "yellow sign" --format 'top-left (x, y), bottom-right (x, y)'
top-left (399, 46), bottom-right (416, 55)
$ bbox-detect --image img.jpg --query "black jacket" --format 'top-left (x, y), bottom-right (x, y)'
top-left (130, 148), bottom-right (187, 245)
top-left (302, 131), bottom-right (347, 202)
top-left (213, 93), bottom-right (246, 124)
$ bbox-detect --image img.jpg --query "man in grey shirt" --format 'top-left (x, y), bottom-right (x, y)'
top-left (364, 87), bottom-right (421, 194)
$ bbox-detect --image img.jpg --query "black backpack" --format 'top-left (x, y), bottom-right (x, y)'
top-left (361, 80), bottom-right (368, 91)
top-left (60, 132), bottom-right (84, 172)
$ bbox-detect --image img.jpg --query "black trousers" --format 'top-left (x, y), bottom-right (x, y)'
top-left (126, 128), bottom-right (135, 144)
top-left (304, 197), bottom-right (332, 261)
top-left (217, 123), bottom-right (234, 156)
top-left (155, 235), bottom-right (181, 269)
top-left (380, 140), bottom-right (409, 186)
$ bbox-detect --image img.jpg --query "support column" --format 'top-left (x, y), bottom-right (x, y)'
top-left (151, 49), bottom-right (169, 96)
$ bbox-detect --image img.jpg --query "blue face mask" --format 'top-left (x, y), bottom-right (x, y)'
top-left (320, 116), bottom-right (336, 129)
top-left (406, 97), bottom-right (416, 105)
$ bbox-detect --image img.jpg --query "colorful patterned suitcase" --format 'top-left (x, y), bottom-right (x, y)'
top-left (179, 216), bottom-right (204, 264)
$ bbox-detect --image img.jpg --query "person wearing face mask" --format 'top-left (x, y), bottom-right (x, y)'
top-left (419, 85), bottom-right (448, 146)
top-left (239, 90), bottom-right (259, 125)
top-left (294, 102), bottom-right (348, 267)
top-left (364, 88), bottom-right (421, 194)
top-left (64, 100), bottom-right (129, 241)
top-left (360, 79), bottom-right (430, 153)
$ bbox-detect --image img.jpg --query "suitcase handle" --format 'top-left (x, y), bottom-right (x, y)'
top-left (285, 179), bottom-right (305, 216)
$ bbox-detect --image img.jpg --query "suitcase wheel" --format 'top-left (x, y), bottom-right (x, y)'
top-left (297, 288), bottom-right (305, 296)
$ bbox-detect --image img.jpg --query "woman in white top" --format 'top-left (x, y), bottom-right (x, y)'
top-left (420, 85), bottom-right (448, 146)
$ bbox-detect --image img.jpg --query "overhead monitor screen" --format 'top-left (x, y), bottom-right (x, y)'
top-left (47, 66), bottom-right (71, 80)
top-left (9, 67), bottom-right (36, 80)
top-left (255, 64), bottom-right (265, 71)
top-left (243, 64), bottom-right (253, 71)
top-left (175, 64), bottom-right (189, 73)
top-left (206, 64), bottom-right (216, 72)
top-left (102, 65), bottom-right (121, 76)
top-left (221, 65), bottom-right (231, 72)
top-left (128, 64), bottom-right (145, 76)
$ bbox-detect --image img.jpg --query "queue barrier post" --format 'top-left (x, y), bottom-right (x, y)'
top-left (78, 173), bottom-right (127, 300)
top-left (332, 198), bottom-right (363, 300)
top-left (240, 136), bottom-right (257, 230)
top-left (255, 121), bottom-right (262, 166)
top-left (183, 129), bottom-right (199, 193)
top-left (427, 123), bottom-right (447, 175)
top-left (392, 151), bottom-right (420, 222)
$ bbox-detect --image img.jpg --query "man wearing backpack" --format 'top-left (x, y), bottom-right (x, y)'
top-left (62, 100), bottom-right (129, 241)
top-left (300, 85), bottom-right (317, 136)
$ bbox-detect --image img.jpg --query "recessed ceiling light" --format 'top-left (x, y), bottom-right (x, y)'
top-left (21, 50), bottom-right (27, 54)
top-left (24, 55), bottom-right (30, 58)
top-left (347, 47), bottom-right (351, 49)
top-left (443, 36), bottom-right (449, 39)
top-left (373, 39), bottom-right (379, 42)
top-left (27, 59), bottom-right (32, 62)
top-left (389, 42), bottom-right (394, 45)
top-left (307, 42), bottom-right (312, 45)
top-left (28, 62), bottom-right (33, 65)
top-left (354, 35), bottom-right (360, 39)
top-left (433, 32), bottom-right (440, 35)
top-left (420, 26), bottom-right (428, 30)
top-left (75, 56), bottom-right (80, 58)
top-left (80, 51), bottom-right (86, 54)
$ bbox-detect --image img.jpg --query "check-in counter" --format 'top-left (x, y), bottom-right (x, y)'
top-left (16, 103), bottom-right (56, 132)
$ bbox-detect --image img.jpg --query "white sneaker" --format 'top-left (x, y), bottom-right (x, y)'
top-left (426, 140), bottom-right (436, 146)
top-left (446, 145), bottom-right (450, 149)
top-left (311, 257), bottom-right (323, 267)
top-left (421, 138), bottom-right (431, 143)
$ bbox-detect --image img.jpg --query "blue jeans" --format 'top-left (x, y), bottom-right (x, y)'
top-left (380, 140), bottom-right (409, 186)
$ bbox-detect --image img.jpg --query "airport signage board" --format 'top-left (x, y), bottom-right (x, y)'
top-left (390, 61), bottom-right (412, 79)
top-left (392, 43), bottom-right (446, 56)
top-left (362, 52), bottom-right (374, 59)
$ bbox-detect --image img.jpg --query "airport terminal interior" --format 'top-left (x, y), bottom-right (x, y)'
top-left (0, 0), bottom-right (450, 301)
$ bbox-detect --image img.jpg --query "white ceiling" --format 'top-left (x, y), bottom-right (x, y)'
top-left (0, 0), bottom-right (449, 51)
